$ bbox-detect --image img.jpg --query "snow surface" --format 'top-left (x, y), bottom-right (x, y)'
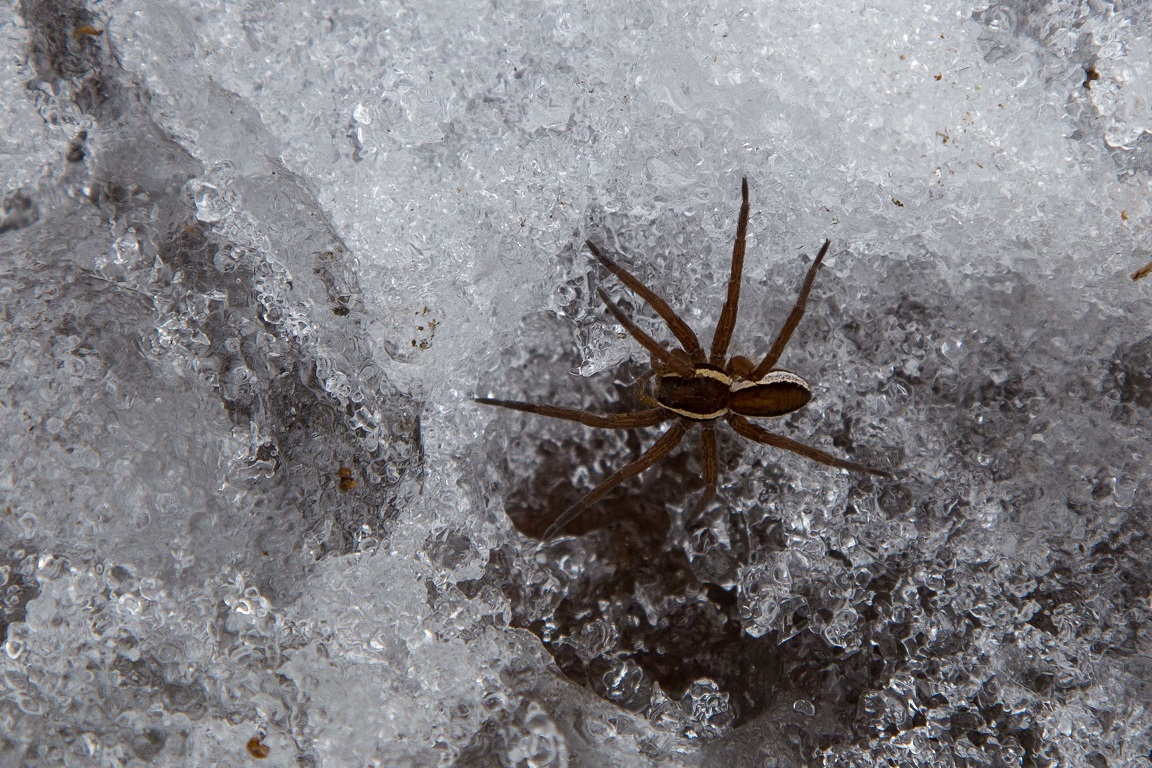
top-left (2, 0), bottom-right (1152, 766)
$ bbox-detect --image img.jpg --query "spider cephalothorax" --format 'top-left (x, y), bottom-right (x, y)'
top-left (478, 178), bottom-right (891, 538)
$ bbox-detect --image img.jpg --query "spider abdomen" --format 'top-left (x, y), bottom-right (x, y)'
top-left (729, 370), bottom-right (811, 417)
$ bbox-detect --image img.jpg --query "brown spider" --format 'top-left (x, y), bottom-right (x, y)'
top-left (478, 178), bottom-right (891, 538)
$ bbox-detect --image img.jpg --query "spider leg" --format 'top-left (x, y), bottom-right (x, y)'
top-left (586, 240), bottom-right (705, 362)
top-left (475, 398), bottom-right (670, 429)
top-left (749, 239), bottom-right (831, 380)
top-left (693, 422), bottom-right (719, 514)
top-left (709, 177), bottom-right (750, 365)
top-left (597, 289), bottom-right (694, 377)
top-left (727, 413), bottom-right (891, 477)
top-left (543, 420), bottom-right (688, 539)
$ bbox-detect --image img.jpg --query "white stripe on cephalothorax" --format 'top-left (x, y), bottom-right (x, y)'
top-left (693, 367), bottom-right (732, 386)
top-left (663, 404), bottom-right (728, 420)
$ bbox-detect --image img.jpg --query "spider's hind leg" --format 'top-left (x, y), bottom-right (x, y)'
top-left (694, 422), bottom-right (719, 514)
top-left (727, 412), bottom-right (891, 477)
top-left (543, 421), bottom-right (689, 538)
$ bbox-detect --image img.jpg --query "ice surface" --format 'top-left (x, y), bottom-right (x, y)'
top-left (2, 0), bottom-right (1152, 766)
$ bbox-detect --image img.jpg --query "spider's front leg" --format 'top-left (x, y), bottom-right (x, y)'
top-left (750, 239), bottom-right (831, 379)
top-left (475, 398), bottom-right (670, 429)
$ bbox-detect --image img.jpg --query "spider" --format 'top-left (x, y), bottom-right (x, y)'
top-left (478, 178), bottom-right (891, 539)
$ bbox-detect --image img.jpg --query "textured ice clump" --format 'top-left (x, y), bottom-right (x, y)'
top-left (738, 552), bottom-right (802, 639)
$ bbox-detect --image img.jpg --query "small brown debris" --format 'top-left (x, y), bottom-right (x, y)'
top-left (246, 736), bottom-right (270, 759)
top-left (1083, 65), bottom-right (1100, 89)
